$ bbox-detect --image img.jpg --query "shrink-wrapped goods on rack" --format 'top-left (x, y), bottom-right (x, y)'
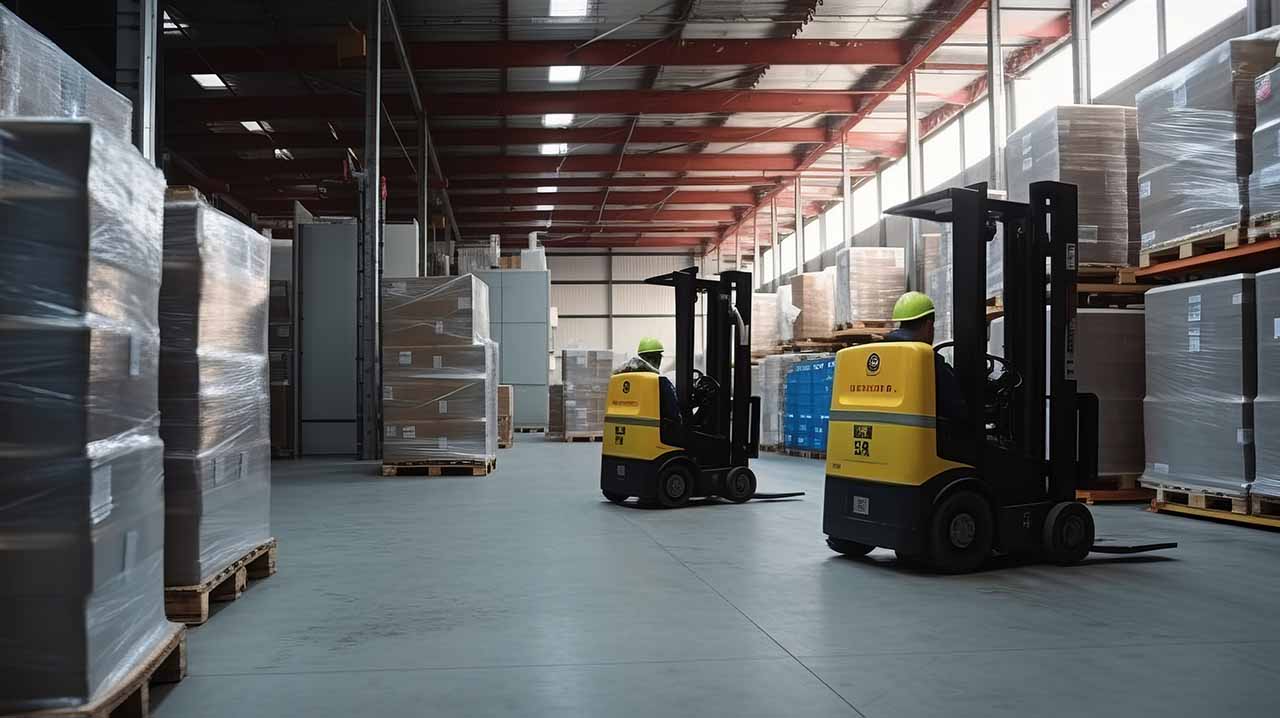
top-left (1249, 66), bottom-right (1280, 221)
top-left (159, 189), bottom-right (272, 586)
top-left (382, 276), bottom-right (498, 464)
top-left (833, 247), bottom-right (905, 326)
top-left (0, 119), bottom-right (176, 712)
top-left (560, 350), bottom-right (613, 436)
top-left (456, 236), bottom-right (500, 276)
top-left (789, 269), bottom-right (835, 340)
top-left (923, 228), bottom-right (954, 342)
top-left (776, 284), bottom-right (800, 343)
top-left (1254, 268), bottom-right (1280, 497)
top-left (759, 354), bottom-right (806, 448)
top-left (783, 356), bottom-right (835, 452)
top-left (752, 292), bottom-right (778, 352)
top-left (1137, 30), bottom-right (1280, 252)
top-left (0, 7), bottom-right (134, 143)
top-left (1142, 275), bottom-right (1256, 496)
top-left (1006, 105), bottom-right (1139, 266)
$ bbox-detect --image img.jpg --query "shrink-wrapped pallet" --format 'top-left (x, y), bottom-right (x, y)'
top-left (160, 189), bottom-right (273, 586)
top-left (1249, 66), bottom-right (1280, 221)
top-left (1142, 275), bottom-right (1256, 496)
top-left (776, 285), bottom-right (800, 343)
top-left (1007, 104), bottom-right (1139, 265)
top-left (1137, 30), bottom-right (1280, 251)
top-left (1254, 268), bottom-right (1280, 497)
top-left (752, 292), bottom-right (778, 353)
top-left (0, 120), bottom-right (174, 712)
top-left (759, 354), bottom-right (806, 448)
top-left (833, 247), bottom-right (905, 326)
top-left (790, 269), bottom-right (835, 339)
top-left (561, 350), bottom-right (613, 436)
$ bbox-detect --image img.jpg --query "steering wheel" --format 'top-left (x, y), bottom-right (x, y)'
top-left (691, 368), bottom-right (720, 397)
top-left (931, 340), bottom-right (1022, 390)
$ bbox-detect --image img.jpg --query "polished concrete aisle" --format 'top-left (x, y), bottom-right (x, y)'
top-left (154, 439), bottom-right (1280, 717)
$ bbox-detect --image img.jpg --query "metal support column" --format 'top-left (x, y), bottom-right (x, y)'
top-left (115, 0), bottom-right (158, 162)
top-left (1156, 0), bottom-right (1168, 57)
top-left (357, 0), bottom-right (383, 460)
top-left (418, 114), bottom-right (430, 275)
top-left (841, 134), bottom-right (853, 250)
top-left (905, 71), bottom-right (923, 291)
top-left (794, 176), bottom-right (804, 273)
top-left (987, 0), bottom-right (1007, 191)
top-left (752, 213), bottom-right (760, 286)
top-left (1071, 0), bottom-right (1092, 103)
top-left (771, 199), bottom-right (781, 290)
top-left (1248, 0), bottom-right (1277, 33)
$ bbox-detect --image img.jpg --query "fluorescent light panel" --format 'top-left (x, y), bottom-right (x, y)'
top-left (536, 204), bottom-right (555, 211)
top-left (549, 0), bottom-right (590, 17)
top-left (537, 186), bottom-right (558, 193)
top-left (542, 113), bottom-right (574, 127)
top-left (548, 65), bottom-right (583, 83)
top-left (241, 121), bottom-right (265, 132)
top-left (539, 143), bottom-right (569, 155)
top-left (273, 148), bottom-right (295, 160)
top-left (191, 73), bottom-right (226, 89)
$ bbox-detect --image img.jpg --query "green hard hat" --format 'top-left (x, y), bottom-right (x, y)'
top-left (637, 337), bottom-right (665, 354)
top-left (892, 291), bottom-right (936, 322)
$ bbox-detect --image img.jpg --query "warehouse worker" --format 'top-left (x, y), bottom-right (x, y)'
top-left (884, 292), bottom-right (966, 424)
top-left (617, 337), bottom-right (681, 424)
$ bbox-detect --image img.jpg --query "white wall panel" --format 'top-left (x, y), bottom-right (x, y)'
top-left (611, 253), bottom-right (696, 281)
top-left (547, 254), bottom-right (608, 281)
top-left (611, 317), bottom-right (705, 368)
top-left (551, 283), bottom-right (609, 313)
top-left (555, 317), bottom-right (610, 351)
top-left (612, 284), bottom-right (676, 315)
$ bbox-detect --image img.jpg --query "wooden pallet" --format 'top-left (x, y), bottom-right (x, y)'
top-left (561, 433), bottom-right (603, 443)
top-left (1147, 484), bottom-right (1249, 514)
top-left (164, 538), bottom-right (278, 625)
top-left (379, 458), bottom-right (497, 477)
top-left (1138, 223), bottom-right (1247, 268)
top-left (1250, 494), bottom-right (1280, 520)
top-left (834, 320), bottom-right (895, 331)
top-left (1150, 499), bottom-right (1280, 530)
top-left (514, 427), bottom-right (546, 434)
top-left (1076, 264), bottom-right (1138, 284)
top-left (19, 624), bottom-right (188, 718)
top-left (780, 448), bottom-right (825, 460)
top-left (1075, 474), bottom-right (1154, 504)
top-left (498, 441), bottom-right (513, 449)
top-left (1247, 212), bottom-right (1280, 241)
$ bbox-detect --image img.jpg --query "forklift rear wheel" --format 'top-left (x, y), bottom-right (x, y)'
top-left (1043, 501), bottom-right (1095, 565)
top-left (827, 536), bottom-right (874, 557)
top-left (722, 467), bottom-right (757, 503)
top-left (656, 464), bottom-right (694, 508)
top-left (927, 490), bottom-right (993, 574)
top-left (602, 490), bottom-right (629, 505)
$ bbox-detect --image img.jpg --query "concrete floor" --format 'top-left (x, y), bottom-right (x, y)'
top-left (154, 439), bottom-right (1280, 717)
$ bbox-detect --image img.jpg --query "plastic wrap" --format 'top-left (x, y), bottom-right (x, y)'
top-left (0, 119), bottom-right (173, 711)
top-left (751, 292), bottom-right (778, 352)
top-left (990, 308), bottom-right (1145, 475)
top-left (560, 349), bottom-right (612, 436)
top-left (382, 276), bottom-right (497, 463)
top-left (497, 384), bottom-right (514, 447)
top-left (1254, 267), bottom-right (1280, 497)
top-left (923, 229), bottom-right (954, 342)
top-left (776, 284), bottom-right (800, 343)
top-left (759, 354), bottom-right (806, 447)
top-left (267, 280), bottom-right (292, 350)
top-left (1007, 105), bottom-right (1139, 265)
top-left (790, 269), bottom-right (835, 339)
top-left (520, 247), bottom-right (548, 271)
top-left (783, 356), bottom-right (834, 451)
top-left (456, 244), bottom-right (498, 276)
top-left (0, 7), bottom-right (134, 144)
top-left (833, 247), bottom-right (905, 326)
top-left (1249, 67), bottom-right (1280, 220)
top-left (1137, 30), bottom-right (1280, 251)
top-left (160, 189), bottom-right (272, 586)
top-left (1142, 275), bottom-right (1257, 496)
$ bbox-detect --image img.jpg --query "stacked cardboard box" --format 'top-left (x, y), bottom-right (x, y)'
top-left (790, 269), bottom-right (835, 340)
top-left (382, 276), bottom-right (498, 464)
top-left (0, 119), bottom-right (174, 711)
top-left (498, 384), bottom-right (514, 448)
top-left (548, 384), bottom-right (566, 439)
top-left (159, 189), bottom-right (272, 587)
top-left (1006, 105), bottom-right (1139, 265)
top-left (776, 285), bottom-right (800, 343)
top-left (1142, 275), bottom-right (1257, 496)
top-left (560, 350), bottom-right (613, 437)
top-left (1136, 31), bottom-right (1280, 253)
top-left (1254, 268), bottom-right (1280, 497)
top-left (833, 247), bottom-right (905, 326)
top-left (752, 292), bottom-right (779, 353)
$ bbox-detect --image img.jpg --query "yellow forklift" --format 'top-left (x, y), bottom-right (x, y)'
top-left (822, 182), bottom-right (1175, 572)
top-left (599, 267), bottom-right (802, 508)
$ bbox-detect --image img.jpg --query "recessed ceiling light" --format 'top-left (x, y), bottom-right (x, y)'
top-left (549, 0), bottom-right (590, 17)
top-left (537, 186), bottom-right (558, 193)
top-left (274, 148), bottom-right (295, 160)
top-left (542, 113), bottom-right (575, 127)
top-left (241, 121), bottom-right (266, 133)
top-left (191, 73), bottom-right (227, 90)
top-left (548, 65), bottom-right (583, 83)
top-left (540, 143), bottom-right (569, 155)
top-left (536, 204), bottom-right (555, 211)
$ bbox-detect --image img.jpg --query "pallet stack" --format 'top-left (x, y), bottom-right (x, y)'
top-left (0, 8), bottom-right (185, 708)
top-left (547, 384), bottom-right (566, 440)
top-left (833, 247), bottom-right (905, 329)
top-left (751, 292), bottom-right (779, 357)
top-left (159, 188), bottom-right (276, 624)
top-left (558, 349), bottom-right (613, 441)
top-left (498, 384), bottom-right (514, 448)
top-left (782, 356), bottom-right (835, 457)
top-left (789, 269), bottom-right (836, 341)
top-left (381, 275), bottom-right (499, 476)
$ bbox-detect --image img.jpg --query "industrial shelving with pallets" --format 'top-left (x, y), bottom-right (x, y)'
top-left (379, 458), bottom-right (497, 477)
top-left (164, 538), bottom-right (279, 625)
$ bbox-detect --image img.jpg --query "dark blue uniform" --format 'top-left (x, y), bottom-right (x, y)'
top-left (615, 356), bottom-right (682, 423)
top-left (885, 329), bottom-right (966, 423)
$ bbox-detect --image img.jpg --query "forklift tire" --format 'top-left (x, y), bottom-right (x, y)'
top-left (927, 490), bottom-right (993, 574)
top-left (1043, 501), bottom-right (1095, 565)
top-left (722, 467), bottom-right (757, 503)
top-left (656, 464), bottom-right (694, 508)
top-left (827, 536), bottom-right (874, 557)
top-left (602, 490), bottom-right (629, 505)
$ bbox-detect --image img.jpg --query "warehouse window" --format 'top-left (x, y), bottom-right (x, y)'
top-left (851, 180), bottom-right (878, 234)
top-left (780, 233), bottom-right (797, 273)
top-left (1091, 0), bottom-right (1158, 97)
top-left (963, 99), bottom-right (990, 165)
top-left (823, 202), bottom-right (845, 249)
top-left (879, 160), bottom-right (908, 215)
top-left (1014, 45), bottom-right (1074, 130)
top-left (761, 247), bottom-right (775, 282)
top-left (923, 119), bottom-right (963, 191)
top-left (1165, 0), bottom-right (1245, 53)
top-left (803, 217), bottom-right (822, 261)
